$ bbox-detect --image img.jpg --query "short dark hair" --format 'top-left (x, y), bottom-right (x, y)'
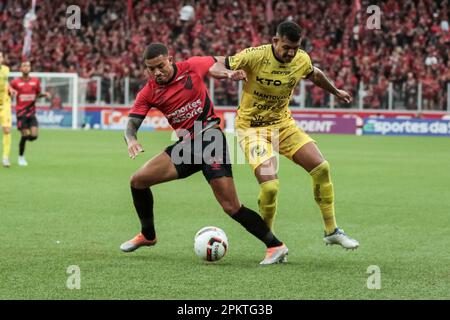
top-left (143, 43), bottom-right (168, 60)
top-left (276, 21), bottom-right (302, 42)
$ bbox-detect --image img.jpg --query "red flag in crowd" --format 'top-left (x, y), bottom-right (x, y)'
top-left (22, 0), bottom-right (37, 60)
top-left (127, 0), bottom-right (134, 23)
top-left (266, 0), bottom-right (273, 23)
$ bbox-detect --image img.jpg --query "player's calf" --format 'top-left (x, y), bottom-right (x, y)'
top-left (258, 179), bottom-right (279, 230)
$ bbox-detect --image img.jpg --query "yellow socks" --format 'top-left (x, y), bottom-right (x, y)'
top-left (2, 132), bottom-right (11, 159)
top-left (309, 161), bottom-right (337, 235)
top-left (258, 179), bottom-right (279, 230)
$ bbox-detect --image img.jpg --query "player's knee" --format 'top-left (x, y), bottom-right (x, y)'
top-left (321, 160), bottom-right (330, 173)
top-left (220, 200), bottom-right (241, 215)
top-left (130, 173), bottom-right (145, 189)
top-left (309, 160), bottom-right (330, 181)
top-left (130, 171), bottom-right (155, 189)
top-left (3, 127), bottom-right (11, 134)
top-left (259, 179), bottom-right (279, 203)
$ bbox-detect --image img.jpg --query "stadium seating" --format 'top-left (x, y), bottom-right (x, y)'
top-left (0, 0), bottom-right (448, 109)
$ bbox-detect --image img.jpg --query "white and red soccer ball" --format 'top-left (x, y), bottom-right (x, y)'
top-left (194, 226), bottom-right (228, 262)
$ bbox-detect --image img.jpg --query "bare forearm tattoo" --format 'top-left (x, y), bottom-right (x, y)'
top-left (124, 117), bottom-right (143, 144)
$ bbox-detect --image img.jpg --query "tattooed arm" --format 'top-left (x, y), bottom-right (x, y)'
top-left (124, 116), bottom-right (145, 159)
top-left (307, 66), bottom-right (352, 103)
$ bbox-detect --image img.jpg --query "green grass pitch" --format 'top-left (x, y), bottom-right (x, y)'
top-left (0, 129), bottom-right (449, 299)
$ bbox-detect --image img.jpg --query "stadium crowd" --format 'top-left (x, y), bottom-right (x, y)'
top-left (0, 0), bottom-right (449, 110)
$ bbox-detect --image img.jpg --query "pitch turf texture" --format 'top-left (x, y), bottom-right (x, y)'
top-left (1, 129), bottom-right (449, 300)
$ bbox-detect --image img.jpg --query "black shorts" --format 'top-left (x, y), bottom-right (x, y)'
top-left (165, 127), bottom-right (232, 182)
top-left (17, 115), bottom-right (38, 131)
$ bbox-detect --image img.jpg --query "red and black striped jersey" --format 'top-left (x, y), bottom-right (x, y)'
top-left (10, 77), bottom-right (41, 117)
top-left (129, 56), bottom-right (217, 137)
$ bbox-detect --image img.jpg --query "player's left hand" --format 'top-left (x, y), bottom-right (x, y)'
top-left (335, 90), bottom-right (352, 103)
top-left (44, 92), bottom-right (52, 99)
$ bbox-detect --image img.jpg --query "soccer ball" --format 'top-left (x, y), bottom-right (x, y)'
top-left (194, 226), bottom-right (228, 261)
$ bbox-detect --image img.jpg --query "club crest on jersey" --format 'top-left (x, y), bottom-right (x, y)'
top-left (251, 145), bottom-right (267, 158)
top-left (184, 75), bottom-right (193, 90)
top-left (288, 77), bottom-right (296, 88)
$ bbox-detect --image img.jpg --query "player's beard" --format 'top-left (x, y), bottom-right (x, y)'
top-left (155, 76), bottom-right (165, 84)
top-left (155, 73), bottom-right (170, 84)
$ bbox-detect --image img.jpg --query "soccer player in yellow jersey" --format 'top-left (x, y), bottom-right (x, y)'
top-left (210, 21), bottom-right (359, 254)
top-left (0, 51), bottom-right (13, 168)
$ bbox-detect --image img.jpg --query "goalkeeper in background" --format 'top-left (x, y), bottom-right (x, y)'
top-left (0, 51), bottom-right (13, 168)
top-left (210, 21), bottom-right (359, 251)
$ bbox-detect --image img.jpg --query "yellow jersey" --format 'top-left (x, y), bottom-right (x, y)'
top-left (226, 44), bottom-right (313, 128)
top-left (0, 65), bottom-right (10, 108)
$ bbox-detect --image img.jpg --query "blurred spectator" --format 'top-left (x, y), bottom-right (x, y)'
top-left (404, 72), bottom-right (418, 110)
top-left (49, 93), bottom-right (63, 110)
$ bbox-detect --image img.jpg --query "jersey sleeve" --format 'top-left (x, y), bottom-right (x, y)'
top-left (186, 56), bottom-right (216, 79)
top-left (36, 79), bottom-right (41, 95)
top-left (3, 66), bottom-right (10, 77)
top-left (9, 79), bottom-right (17, 90)
top-left (300, 51), bottom-right (314, 79)
top-left (129, 86), bottom-right (153, 119)
top-left (225, 47), bottom-right (262, 72)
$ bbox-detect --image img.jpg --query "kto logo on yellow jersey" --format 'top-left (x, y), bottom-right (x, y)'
top-left (256, 76), bottom-right (296, 88)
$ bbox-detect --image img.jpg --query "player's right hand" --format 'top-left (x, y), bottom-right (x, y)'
top-left (335, 89), bottom-right (352, 103)
top-left (9, 88), bottom-right (17, 98)
top-left (127, 140), bottom-right (144, 159)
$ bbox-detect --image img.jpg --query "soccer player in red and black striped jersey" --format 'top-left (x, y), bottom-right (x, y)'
top-left (120, 43), bottom-right (288, 264)
top-left (9, 61), bottom-right (50, 166)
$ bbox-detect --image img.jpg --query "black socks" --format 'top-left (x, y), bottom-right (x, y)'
top-left (130, 187), bottom-right (156, 240)
top-left (19, 136), bottom-right (27, 156)
top-left (231, 205), bottom-right (282, 248)
top-left (130, 188), bottom-right (281, 248)
top-left (19, 136), bottom-right (38, 156)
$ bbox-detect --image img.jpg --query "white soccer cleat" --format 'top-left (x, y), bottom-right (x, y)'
top-left (323, 228), bottom-right (359, 250)
top-left (18, 156), bottom-right (28, 166)
top-left (260, 243), bottom-right (289, 265)
top-left (2, 158), bottom-right (10, 167)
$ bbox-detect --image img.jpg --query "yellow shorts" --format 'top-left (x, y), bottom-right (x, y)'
top-left (0, 103), bottom-right (12, 128)
top-left (236, 119), bottom-right (315, 171)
